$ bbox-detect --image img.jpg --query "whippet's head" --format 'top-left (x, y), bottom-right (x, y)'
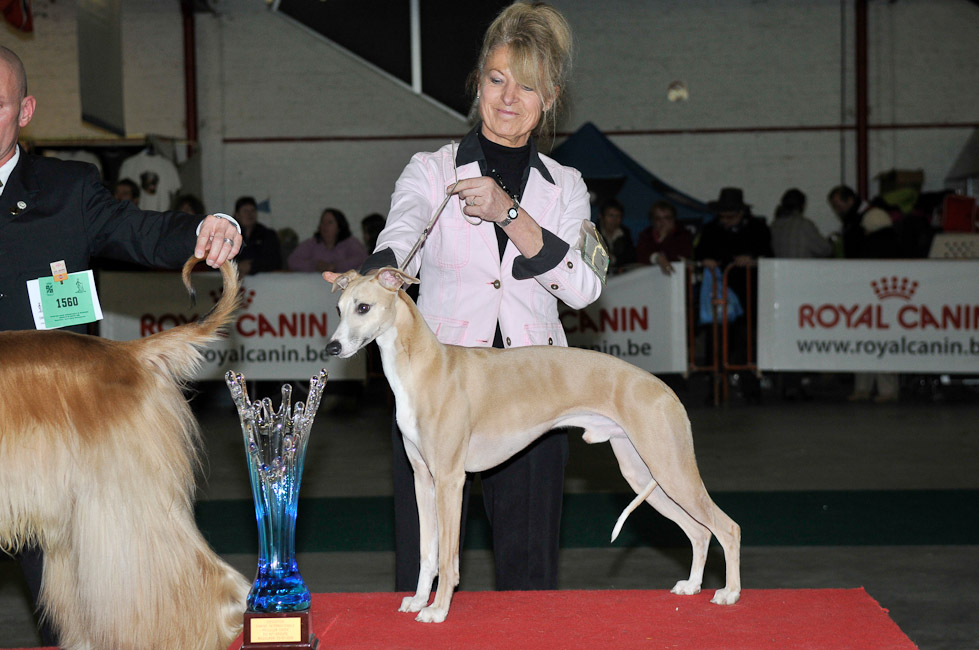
top-left (322, 267), bottom-right (419, 358)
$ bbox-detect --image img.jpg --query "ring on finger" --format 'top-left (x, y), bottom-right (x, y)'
top-left (223, 238), bottom-right (234, 246)
top-left (466, 197), bottom-right (474, 206)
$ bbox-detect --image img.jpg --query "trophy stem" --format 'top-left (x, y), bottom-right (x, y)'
top-left (227, 371), bottom-right (328, 615)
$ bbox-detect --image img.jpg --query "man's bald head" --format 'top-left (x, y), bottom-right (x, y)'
top-left (0, 46), bottom-right (28, 100)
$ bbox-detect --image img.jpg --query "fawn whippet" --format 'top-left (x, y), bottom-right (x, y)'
top-left (323, 267), bottom-right (741, 623)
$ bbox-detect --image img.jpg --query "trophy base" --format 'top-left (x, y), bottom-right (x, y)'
top-left (241, 609), bottom-right (319, 649)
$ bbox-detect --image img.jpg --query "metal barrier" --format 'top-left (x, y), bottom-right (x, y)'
top-left (685, 262), bottom-right (758, 405)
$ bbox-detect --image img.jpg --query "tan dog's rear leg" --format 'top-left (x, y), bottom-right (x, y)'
top-left (645, 472), bottom-right (741, 604)
top-left (609, 403), bottom-right (741, 605)
top-left (399, 439), bottom-right (438, 614)
top-left (630, 409), bottom-right (742, 605)
top-left (416, 471), bottom-right (465, 623)
top-left (609, 437), bottom-right (712, 596)
top-left (647, 487), bottom-right (712, 595)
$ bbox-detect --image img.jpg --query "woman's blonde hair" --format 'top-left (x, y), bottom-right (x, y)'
top-left (468, 2), bottom-right (573, 142)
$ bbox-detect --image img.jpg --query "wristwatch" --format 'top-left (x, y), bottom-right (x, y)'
top-left (499, 197), bottom-right (520, 228)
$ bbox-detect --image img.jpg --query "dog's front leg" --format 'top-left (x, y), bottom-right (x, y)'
top-left (399, 440), bottom-right (438, 613)
top-left (416, 471), bottom-right (466, 623)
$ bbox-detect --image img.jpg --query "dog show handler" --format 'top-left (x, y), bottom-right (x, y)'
top-left (361, 2), bottom-right (604, 593)
top-left (0, 45), bottom-right (242, 646)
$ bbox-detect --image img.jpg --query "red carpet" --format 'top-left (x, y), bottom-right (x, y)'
top-left (10, 589), bottom-right (915, 650)
top-left (227, 588), bottom-right (916, 650)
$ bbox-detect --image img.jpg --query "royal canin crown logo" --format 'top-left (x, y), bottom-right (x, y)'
top-left (871, 276), bottom-right (918, 301)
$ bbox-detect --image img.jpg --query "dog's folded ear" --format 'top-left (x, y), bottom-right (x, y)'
top-left (377, 267), bottom-right (420, 292)
top-left (322, 270), bottom-right (358, 292)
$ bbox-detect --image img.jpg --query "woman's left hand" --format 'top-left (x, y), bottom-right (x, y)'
top-left (448, 177), bottom-right (513, 225)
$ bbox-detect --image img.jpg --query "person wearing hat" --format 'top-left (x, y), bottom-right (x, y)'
top-left (695, 187), bottom-right (773, 403)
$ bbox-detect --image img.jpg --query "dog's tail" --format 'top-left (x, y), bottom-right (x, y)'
top-left (129, 257), bottom-right (240, 382)
top-left (611, 478), bottom-right (657, 542)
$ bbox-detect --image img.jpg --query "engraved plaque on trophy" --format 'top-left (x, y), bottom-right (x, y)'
top-left (226, 370), bottom-right (328, 650)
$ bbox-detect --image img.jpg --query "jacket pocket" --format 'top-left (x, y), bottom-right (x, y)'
top-left (522, 322), bottom-right (566, 347)
top-left (422, 313), bottom-right (470, 345)
top-left (431, 214), bottom-right (470, 269)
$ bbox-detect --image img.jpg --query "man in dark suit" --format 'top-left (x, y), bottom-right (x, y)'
top-left (0, 45), bottom-right (242, 645)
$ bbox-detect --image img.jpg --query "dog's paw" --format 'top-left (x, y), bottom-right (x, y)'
top-left (670, 580), bottom-right (702, 596)
top-left (415, 605), bottom-right (448, 623)
top-left (399, 595), bottom-right (427, 613)
top-left (711, 588), bottom-right (741, 605)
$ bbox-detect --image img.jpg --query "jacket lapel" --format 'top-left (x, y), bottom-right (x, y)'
top-left (0, 153), bottom-right (39, 234)
top-left (452, 159), bottom-right (501, 261)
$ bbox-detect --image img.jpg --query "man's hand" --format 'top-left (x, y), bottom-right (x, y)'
top-left (195, 214), bottom-right (243, 267)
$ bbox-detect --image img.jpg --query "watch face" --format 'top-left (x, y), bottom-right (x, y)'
top-left (507, 207), bottom-right (519, 220)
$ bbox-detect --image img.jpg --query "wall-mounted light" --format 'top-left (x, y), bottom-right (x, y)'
top-left (667, 80), bottom-right (688, 102)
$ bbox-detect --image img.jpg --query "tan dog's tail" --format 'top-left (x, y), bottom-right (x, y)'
top-left (611, 478), bottom-right (657, 542)
top-left (129, 257), bottom-right (241, 382)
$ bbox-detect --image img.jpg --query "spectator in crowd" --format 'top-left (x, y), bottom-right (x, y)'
top-left (278, 227), bottom-right (299, 264)
top-left (287, 207), bottom-right (367, 273)
top-left (596, 197), bottom-right (635, 274)
top-left (234, 195), bottom-right (282, 275)
top-left (175, 193), bottom-right (205, 216)
top-left (695, 187), bottom-right (773, 404)
top-left (827, 185), bottom-right (897, 260)
top-left (828, 185), bottom-right (900, 402)
top-left (771, 188), bottom-right (833, 259)
top-left (635, 200), bottom-right (693, 275)
top-left (770, 188), bottom-right (833, 400)
top-left (361, 212), bottom-right (386, 254)
top-left (112, 178), bottom-right (140, 205)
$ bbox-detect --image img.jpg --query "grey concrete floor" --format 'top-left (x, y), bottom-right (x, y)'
top-left (2, 374), bottom-right (977, 649)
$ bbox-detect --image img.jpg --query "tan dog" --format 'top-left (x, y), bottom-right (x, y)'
top-left (323, 267), bottom-right (741, 623)
top-left (0, 258), bottom-right (249, 650)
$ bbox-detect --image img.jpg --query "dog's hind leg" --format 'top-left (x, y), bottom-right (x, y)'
top-left (624, 408), bottom-right (741, 605)
top-left (608, 436), bottom-right (713, 596)
top-left (399, 437), bottom-right (438, 614)
top-left (658, 484), bottom-right (741, 605)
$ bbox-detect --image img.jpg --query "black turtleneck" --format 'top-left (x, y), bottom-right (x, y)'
top-left (478, 131), bottom-right (530, 260)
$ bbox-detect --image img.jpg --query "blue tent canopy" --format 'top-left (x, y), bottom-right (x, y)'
top-left (550, 122), bottom-right (712, 239)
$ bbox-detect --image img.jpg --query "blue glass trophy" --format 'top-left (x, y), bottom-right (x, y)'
top-left (226, 370), bottom-right (327, 650)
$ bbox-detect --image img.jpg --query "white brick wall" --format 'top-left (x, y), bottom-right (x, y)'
top-left (7, 0), bottom-right (978, 242)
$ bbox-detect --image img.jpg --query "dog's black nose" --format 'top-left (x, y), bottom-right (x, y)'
top-left (325, 340), bottom-right (342, 356)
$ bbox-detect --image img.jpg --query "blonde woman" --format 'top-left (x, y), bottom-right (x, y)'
top-left (363, 2), bottom-right (601, 593)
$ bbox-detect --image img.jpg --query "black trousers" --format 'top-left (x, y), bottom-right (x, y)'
top-left (17, 545), bottom-right (60, 646)
top-left (391, 416), bottom-right (568, 592)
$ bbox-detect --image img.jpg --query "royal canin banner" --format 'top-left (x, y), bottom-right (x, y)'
top-left (99, 271), bottom-right (364, 381)
top-left (758, 259), bottom-right (979, 373)
top-left (560, 264), bottom-right (688, 374)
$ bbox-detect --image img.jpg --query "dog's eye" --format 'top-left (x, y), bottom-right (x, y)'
top-left (357, 303), bottom-right (371, 314)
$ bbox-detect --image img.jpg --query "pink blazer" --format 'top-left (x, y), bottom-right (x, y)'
top-left (375, 141), bottom-right (603, 349)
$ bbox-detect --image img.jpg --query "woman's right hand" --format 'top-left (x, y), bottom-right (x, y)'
top-left (448, 177), bottom-right (513, 226)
